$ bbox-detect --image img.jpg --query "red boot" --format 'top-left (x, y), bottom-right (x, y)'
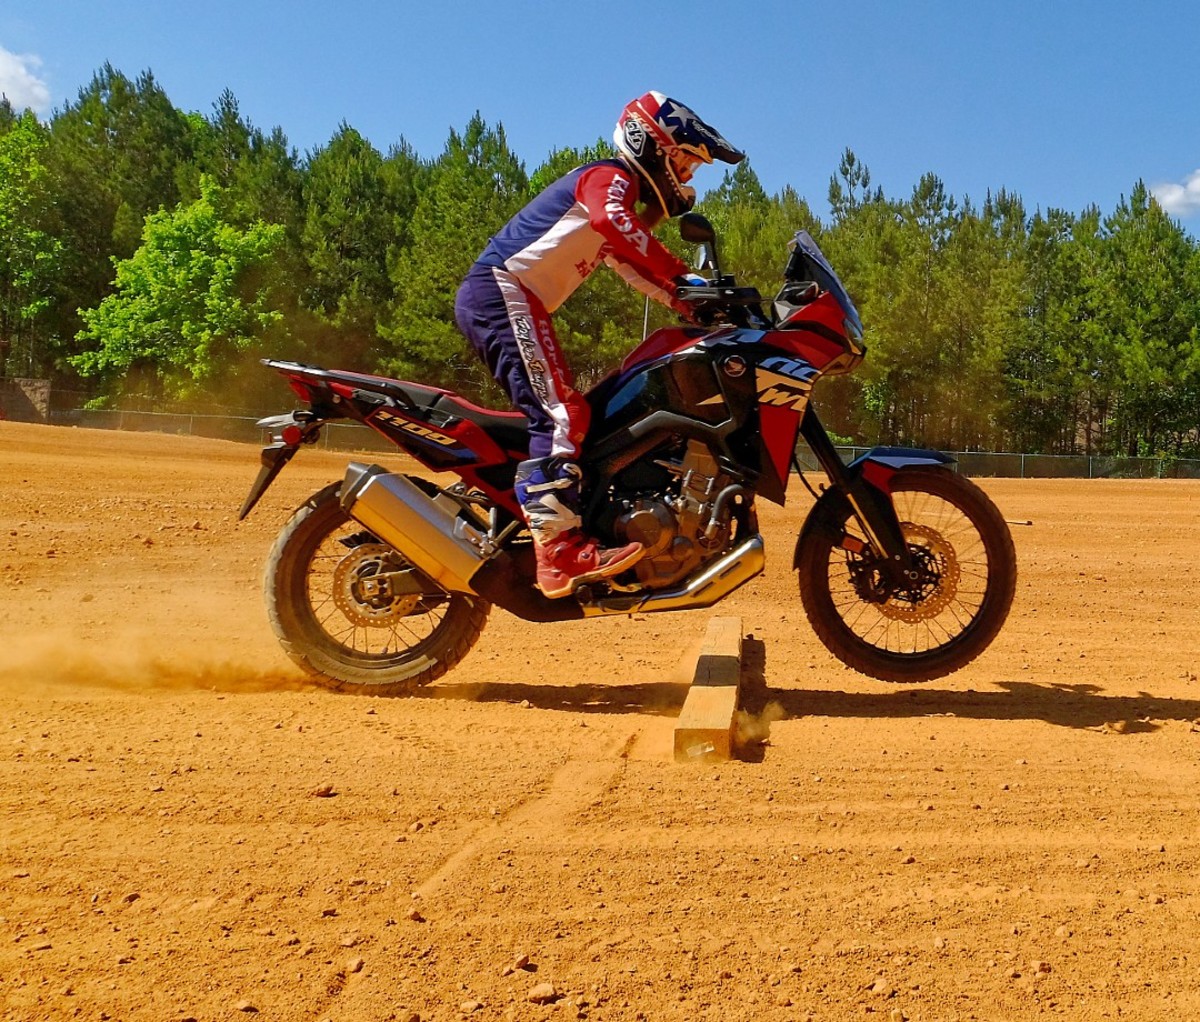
top-left (534, 529), bottom-right (644, 599)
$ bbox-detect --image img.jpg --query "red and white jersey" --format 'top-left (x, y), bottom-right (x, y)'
top-left (475, 158), bottom-right (688, 313)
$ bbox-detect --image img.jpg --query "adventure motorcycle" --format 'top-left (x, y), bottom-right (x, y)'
top-left (239, 213), bottom-right (1017, 694)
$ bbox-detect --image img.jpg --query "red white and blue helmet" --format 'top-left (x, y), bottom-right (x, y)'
top-left (613, 91), bottom-right (745, 217)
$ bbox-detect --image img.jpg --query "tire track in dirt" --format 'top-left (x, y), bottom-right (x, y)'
top-left (410, 730), bottom-right (642, 902)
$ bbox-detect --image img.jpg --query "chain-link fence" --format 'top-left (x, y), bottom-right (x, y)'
top-left (55, 408), bottom-right (402, 455)
top-left (40, 407), bottom-right (1200, 479)
top-left (799, 446), bottom-right (1200, 480)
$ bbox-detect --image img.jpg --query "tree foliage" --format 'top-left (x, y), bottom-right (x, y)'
top-left (71, 179), bottom-right (284, 401)
top-left (0, 112), bottom-right (61, 375)
top-left (3, 64), bottom-right (1197, 455)
top-left (378, 113), bottom-right (527, 389)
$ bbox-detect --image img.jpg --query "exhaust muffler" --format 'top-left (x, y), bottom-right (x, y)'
top-left (339, 463), bottom-right (486, 594)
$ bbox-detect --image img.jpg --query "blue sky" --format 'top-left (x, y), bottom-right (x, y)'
top-left (2, 0), bottom-right (1199, 236)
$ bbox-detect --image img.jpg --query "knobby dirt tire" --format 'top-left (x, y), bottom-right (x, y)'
top-left (797, 467), bottom-right (1016, 683)
top-left (265, 483), bottom-right (490, 695)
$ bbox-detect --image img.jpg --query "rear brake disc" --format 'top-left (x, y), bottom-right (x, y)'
top-left (332, 544), bottom-right (421, 626)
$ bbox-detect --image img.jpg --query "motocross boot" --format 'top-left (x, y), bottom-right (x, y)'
top-left (515, 457), bottom-right (643, 599)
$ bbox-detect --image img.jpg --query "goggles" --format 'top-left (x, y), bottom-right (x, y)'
top-left (669, 147), bottom-right (708, 183)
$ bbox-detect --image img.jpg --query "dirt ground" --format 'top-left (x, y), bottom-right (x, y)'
top-left (2, 420), bottom-right (1199, 1022)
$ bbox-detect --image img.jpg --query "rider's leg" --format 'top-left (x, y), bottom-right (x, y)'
top-left (454, 267), bottom-right (643, 597)
top-left (514, 457), bottom-right (642, 598)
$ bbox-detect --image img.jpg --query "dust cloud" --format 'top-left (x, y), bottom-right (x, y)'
top-left (0, 635), bottom-right (313, 695)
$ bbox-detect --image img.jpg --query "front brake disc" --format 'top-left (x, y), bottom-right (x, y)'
top-left (877, 522), bottom-right (960, 622)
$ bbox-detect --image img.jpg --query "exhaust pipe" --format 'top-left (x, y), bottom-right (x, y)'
top-left (339, 463), bottom-right (486, 594)
top-left (581, 534), bottom-right (765, 617)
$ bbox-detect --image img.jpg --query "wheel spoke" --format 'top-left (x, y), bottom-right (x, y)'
top-left (302, 521), bottom-right (455, 661)
top-left (825, 484), bottom-right (993, 656)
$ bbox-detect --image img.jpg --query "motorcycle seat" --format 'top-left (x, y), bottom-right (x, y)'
top-left (430, 394), bottom-right (531, 456)
top-left (346, 373), bottom-right (532, 455)
top-left (262, 362), bottom-right (532, 457)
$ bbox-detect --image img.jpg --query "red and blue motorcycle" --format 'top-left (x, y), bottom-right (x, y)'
top-left (240, 214), bottom-right (1016, 694)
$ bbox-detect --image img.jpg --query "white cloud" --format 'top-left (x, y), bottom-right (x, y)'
top-left (0, 44), bottom-right (50, 116)
top-left (1151, 169), bottom-right (1200, 218)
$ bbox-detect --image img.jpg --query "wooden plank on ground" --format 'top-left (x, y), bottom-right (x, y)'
top-left (673, 616), bottom-right (744, 762)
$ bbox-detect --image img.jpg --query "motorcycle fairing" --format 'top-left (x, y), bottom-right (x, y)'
top-left (618, 325), bottom-right (713, 373)
top-left (589, 321), bottom-right (852, 508)
top-left (757, 403), bottom-right (801, 501)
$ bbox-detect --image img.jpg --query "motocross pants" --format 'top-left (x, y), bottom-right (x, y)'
top-left (454, 264), bottom-right (590, 462)
top-left (513, 456), bottom-right (585, 545)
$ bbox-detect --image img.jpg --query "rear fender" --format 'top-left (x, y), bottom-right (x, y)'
top-left (792, 447), bottom-right (954, 570)
top-left (237, 410), bottom-right (324, 520)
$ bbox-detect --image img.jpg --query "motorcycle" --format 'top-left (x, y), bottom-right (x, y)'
top-left (239, 213), bottom-right (1016, 694)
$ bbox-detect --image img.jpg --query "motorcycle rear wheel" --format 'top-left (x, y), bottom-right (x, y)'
top-left (797, 466), bottom-right (1016, 682)
top-left (265, 483), bottom-right (490, 694)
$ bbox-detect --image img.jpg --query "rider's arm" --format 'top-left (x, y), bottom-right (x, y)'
top-left (602, 256), bottom-right (676, 306)
top-left (576, 163), bottom-right (688, 293)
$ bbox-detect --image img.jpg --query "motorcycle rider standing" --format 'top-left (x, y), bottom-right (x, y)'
top-left (454, 91), bottom-right (744, 598)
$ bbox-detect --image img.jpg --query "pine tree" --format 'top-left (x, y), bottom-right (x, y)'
top-left (379, 114), bottom-right (527, 391)
top-left (299, 123), bottom-right (403, 366)
top-left (1098, 182), bottom-right (1200, 456)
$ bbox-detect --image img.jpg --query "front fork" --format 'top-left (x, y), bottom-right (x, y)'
top-left (797, 409), bottom-right (954, 584)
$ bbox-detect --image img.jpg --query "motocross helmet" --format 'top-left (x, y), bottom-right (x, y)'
top-left (613, 91), bottom-right (745, 217)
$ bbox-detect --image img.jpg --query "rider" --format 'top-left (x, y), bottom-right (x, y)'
top-left (454, 91), bottom-right (744, 599)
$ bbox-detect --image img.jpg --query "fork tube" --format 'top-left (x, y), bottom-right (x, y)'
top-left (799, 409), bottom-right (911, 567)
top-left (800, 406), bottom-right (853, 491)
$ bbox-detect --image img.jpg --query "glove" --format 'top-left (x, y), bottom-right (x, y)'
top-left (674, 273), bottom-right (707, 289)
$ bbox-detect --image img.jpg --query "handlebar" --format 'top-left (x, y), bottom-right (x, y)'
top-left (674, 279), bottom-right (769, 328)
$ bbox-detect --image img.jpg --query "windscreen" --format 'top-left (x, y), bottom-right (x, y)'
top-left (785, 231), bottom-right (864, 337)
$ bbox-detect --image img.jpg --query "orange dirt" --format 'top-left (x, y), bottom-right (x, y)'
top-left (2, 420), bottom-right (1199, 1022)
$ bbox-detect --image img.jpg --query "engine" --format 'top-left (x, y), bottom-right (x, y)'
top-left (609, 442), bottom-right (737, 588)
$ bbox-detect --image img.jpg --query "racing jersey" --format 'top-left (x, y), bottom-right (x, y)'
top-left (475, 158), bottom-right (689, 313)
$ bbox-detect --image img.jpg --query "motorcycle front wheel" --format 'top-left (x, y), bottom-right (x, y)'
top-left (797, 466), bottom-right (1016, 682)
top-left (265, 483), bottom-right (490, 694)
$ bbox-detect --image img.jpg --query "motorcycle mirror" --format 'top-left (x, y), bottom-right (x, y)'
top-left (679, 212), bottom-right (715, 245)
top-left (679, 212), bottom-right (720, 276)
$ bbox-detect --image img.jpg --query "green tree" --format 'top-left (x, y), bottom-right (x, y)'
top-left (71, 178), bottom-right (284, 401)
top-left (379, 114), bottom-right (527, 392)
top-left (50, 64), bottom-right (191, 247)
top-left (0, 112), bottom-right (61, 376)
top-left (183, 90), bottom-right (304, 235)
top-left (833, 174), bottom-right (956, 444)
top-left (1005, 207), bottom-right (1089, 452)
top-left (828, 147), bottom-right (880, 223)
top-left (1098, 182), bottom-right (1200, 456)
top-left (932, 190), bottom-right (1028, 449)
top-left (0, 96), bottom-right (17, 135)
top-left (297, 123), bottom-right (428, 368)
top-left (43, 65), bottom-right (194, 371)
